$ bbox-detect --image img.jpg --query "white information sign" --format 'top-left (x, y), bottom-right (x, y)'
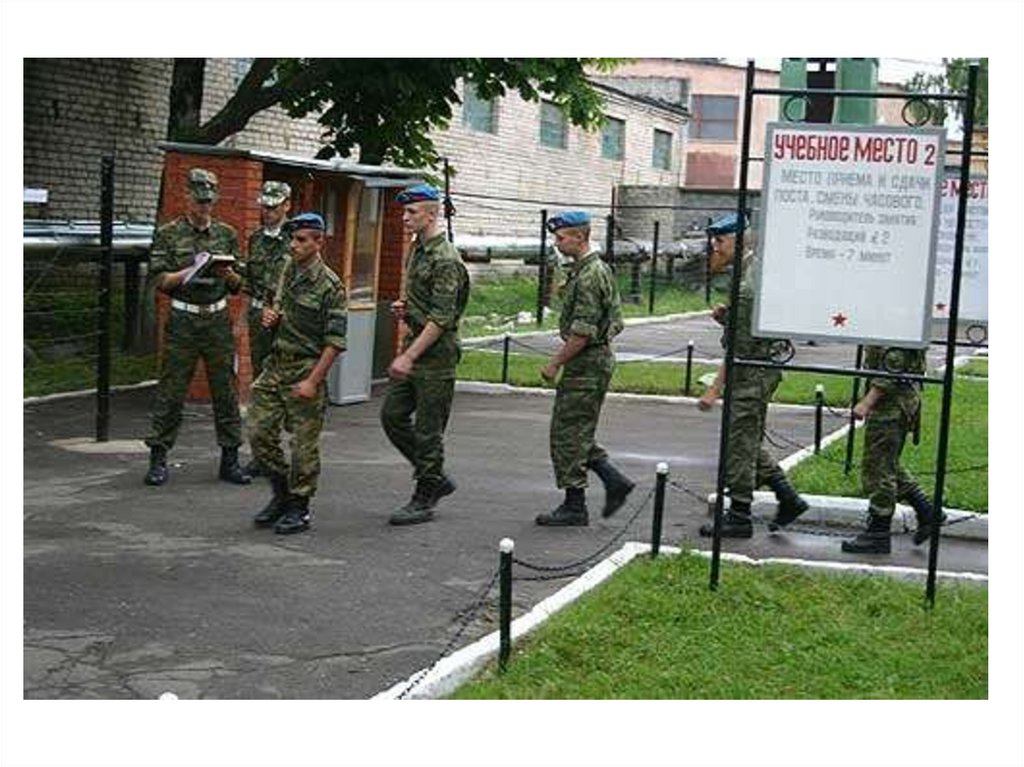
top-left (933, 174), bottom-right (987, 323)
top-left (753, 123), bottom-right (946, 348)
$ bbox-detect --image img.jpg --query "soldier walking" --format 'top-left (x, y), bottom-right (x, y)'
top-left (535, 211), bottom-right (635, 527)
top-left (239, 180), bottom-right (292, 475)
top-left (696, 213), bottom-right (808, 537)
top-left (841, 346), bottom-right (942, 553)
top-left (381, 184), bottom-right (470, 526)
top-left (249, 213), bottom-right (347, 535)
top-left (143, 168), bottom-right (250, 487)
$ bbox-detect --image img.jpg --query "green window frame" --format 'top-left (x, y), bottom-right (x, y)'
top-left (601, 116), bottom-right (625, 160)
top-left (652, 129), bottom-right (673, 170)
top-left (540, 101), bottom-right (568, 149)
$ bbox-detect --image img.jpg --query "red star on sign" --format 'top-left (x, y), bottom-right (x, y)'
top-left (936, 302), bottom-right (947, 312)
top-left (831, 312), bottom-right (848, 327)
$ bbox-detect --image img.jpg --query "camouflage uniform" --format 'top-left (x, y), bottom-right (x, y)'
top-left (720, 269), bottom-right (788, 505)
top-left (860, 345), bottom-right (927, 517)
top-left (380, 232), bottom-right (470, 485)
top-left (550, 250), bottom-right (624, 489)
top-left (241, 227), bottom-right (290, 378)
top-left (249, 255), bottom-right (347, 499)
top-left (145, 216), bottom-right (243, 451)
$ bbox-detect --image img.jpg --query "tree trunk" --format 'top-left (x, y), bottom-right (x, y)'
top-left (167, 59), bottom-right (206, 141)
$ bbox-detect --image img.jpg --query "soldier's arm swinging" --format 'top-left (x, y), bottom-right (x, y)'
top-left (389, 321), bottom-right (443, 380)
top-left (292, 345), bottom-right (342, 400)
top-left (541, 334), bottom-right (589, 382)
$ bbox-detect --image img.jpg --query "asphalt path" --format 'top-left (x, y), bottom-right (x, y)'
top-left (23, 385), bottom-right (986, 699)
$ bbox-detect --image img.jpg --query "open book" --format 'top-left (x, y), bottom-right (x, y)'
top-left (181, 252), bottom-right (236, 285)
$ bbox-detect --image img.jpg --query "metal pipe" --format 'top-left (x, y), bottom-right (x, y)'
top-left (498, 538), bottom-right (514, 673)
top-left (96, 157), bottom-right (114, 443)
top-left (814, 384), bottom-right (824, 453)
top-left (926, 63), bottom-right (979, 608)
top-left (684, 340), bottom-right (694, 396)
top-left (501, 334), bottom-right (510, 384)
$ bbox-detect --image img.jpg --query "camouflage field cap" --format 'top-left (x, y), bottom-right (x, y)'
top-left (395, 183), bottom-right (441, 205)
top-left (284, 212), bottom-right (326, 233)
top-left (546, 210), bottom-right (591, 233)
top-left (187, 168), bottom-right (219, 202)
top-left (259, 180), bottom-right (291, 207)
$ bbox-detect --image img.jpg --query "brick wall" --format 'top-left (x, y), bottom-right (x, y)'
top-left (618, 186), bottom-right (762, 241)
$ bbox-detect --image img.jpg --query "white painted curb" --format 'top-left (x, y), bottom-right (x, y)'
top-left (466, 310), bottom-right (711, 346)
top-left (24, 379), bottom-right (158, 405)
top-left (372, 541), bottom-right (986, 700)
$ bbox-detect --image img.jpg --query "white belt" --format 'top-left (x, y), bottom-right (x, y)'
top-left (171, 298), bottom-right (227, 315)
top-left (250, 297), bottom-right (266, 310)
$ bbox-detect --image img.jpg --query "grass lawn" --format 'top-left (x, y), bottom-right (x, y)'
top-left (451, 552), bottom-right (987, 699)
top-left (24, 352), bottom-right (157, 398)
top-left (462, 273), bottom-right (727, 338)
top-left (789, 378), bottom-right (988, 511)
top-left (957, 358), bottom-right (987, 377)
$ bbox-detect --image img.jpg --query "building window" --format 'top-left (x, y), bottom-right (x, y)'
top-left (463, 83), bottom-right (497, 134)
top-left (601, 116), bottom-right (625, 160)
top-left (689, 95), bottom-right (739, 140)
top-left (652, 129), bottom-right (673, 170)
top-left (539, 101), bottom-right (567, 149)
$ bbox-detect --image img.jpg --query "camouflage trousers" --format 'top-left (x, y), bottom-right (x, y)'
top-left (380, 374), bottom-right (455, 483)
top-left (861, 396), bottom-right (923, 518)
top-left (247, 308), bottom-right (275, 381)
top-left (724, 369), bottom-right (785, 504)
top-left (550, 347), bottom-right (613, 489)
top-left (145, 309), bottom-right (242, 451)
top-left (249, 355), bottom-right (328, 498)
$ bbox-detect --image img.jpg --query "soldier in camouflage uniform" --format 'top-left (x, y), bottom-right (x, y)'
top-left (239, 180), bottom-right (292, 476)
top-left (535, 211), bottom-right (635, 527)
top-left (841, 346), bottom-right (942, 554)
top-left (143, 168), bottom-right (250, 487)
top-left (696, 213), bottom-right (808, 538)
top-left (381, 184), bottom-right (470, 526)
top-left (249, 212), bottom-right (347, 535)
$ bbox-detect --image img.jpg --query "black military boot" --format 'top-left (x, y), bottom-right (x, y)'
top-left (389, 481), bottom-right (438, 526)
top-left (143, 446), bottom-right (169, 486)
top-left (699, 500), bottom-right (753, 538)
top-left (273, 495), bottom-right (311, 535)
top-left (253, 474), bottom-right (289, 528)
top-left (902, 487), bottom-right (946, 546)
top-left (766, 474), bottom-right (810, 530)
top-left (535, 488), bottom-right (589, 527)
top-left (218, 446), bottom-right (252, 485)
top-left (588, 457), bottom-right (636, 518)
top-left (841, 512), bottom-right (893, 554)
top-left (242, 458), bottom-right (264, 478)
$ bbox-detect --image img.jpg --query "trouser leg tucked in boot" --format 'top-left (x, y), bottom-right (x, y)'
top-left (700, 499), bottom-right (753, 538)
top-left (274, 495), bottom-right (311, 535)
top-left (242, 457), bottom-right (264, 478)
top-left (902, 486), bottom-right (945, 546)
top-left (254, 474), bottom-right (289, 528)
top-left (588, 456), bottom-right (636, 519)
top-left (389, 479), bottom-right (442, 526)
top-left (536, 487), bottom-right (589, 527)
top-left (143, 445), bottom-right (169, 486)
top-left (219, 446), bottom-right (252, 485)
top-left (766, 473), bottom-right (810, 530)
top-left (841, 512), bottom-right (893, 554)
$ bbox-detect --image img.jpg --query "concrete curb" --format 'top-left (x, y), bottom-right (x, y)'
top-left (466, 309), bottom-right (711, 347)
top-left (373, 541), bottom-right (987, 699)
top-left (24, 379), bottom-right (158, 405)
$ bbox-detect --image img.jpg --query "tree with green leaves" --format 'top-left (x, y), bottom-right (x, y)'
top-left (906, 58), bottom-right (988, 127)
top-left (167, 58), bottom-right (622, 168)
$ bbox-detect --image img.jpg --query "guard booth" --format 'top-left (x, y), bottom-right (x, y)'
top-left (154, 143), bottom-right (425, 405)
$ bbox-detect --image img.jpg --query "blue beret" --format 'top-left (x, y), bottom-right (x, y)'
top-left (706, 213), bottom-right (747, 236)
top-left (546, 211), bottom-right (591, 233)
top-left (396, 184), bottom-right (441, 204)
top-left (285, 212), bottom-right (325, 232)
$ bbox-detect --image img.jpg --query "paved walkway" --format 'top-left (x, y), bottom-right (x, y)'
top-left (23, 384), bottom-right (986, 699)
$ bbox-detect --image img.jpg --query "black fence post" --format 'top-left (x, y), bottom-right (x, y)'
top-left (498, 537), bottom-right (513, 673)
top-left (96, 156), bottom-right (114, 443)
top-left (844, 345), bottom-right (863, 474)
top-left (604, 214), bottom-right (615, 268)
top-left (651, 463), bottom-right (668, 558)
top-left (536, 209), bottom-right (548, 326)
top-left (648, 220), bottom-right (660, 314)
top-left (684, 340), bottom-right (694, 396)
top-left (501, 334), bottom-right (510, 385)
top-left (814, 384), bottom-right (824, 454)
top-left (704, 216), bottom-right (713, 305)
